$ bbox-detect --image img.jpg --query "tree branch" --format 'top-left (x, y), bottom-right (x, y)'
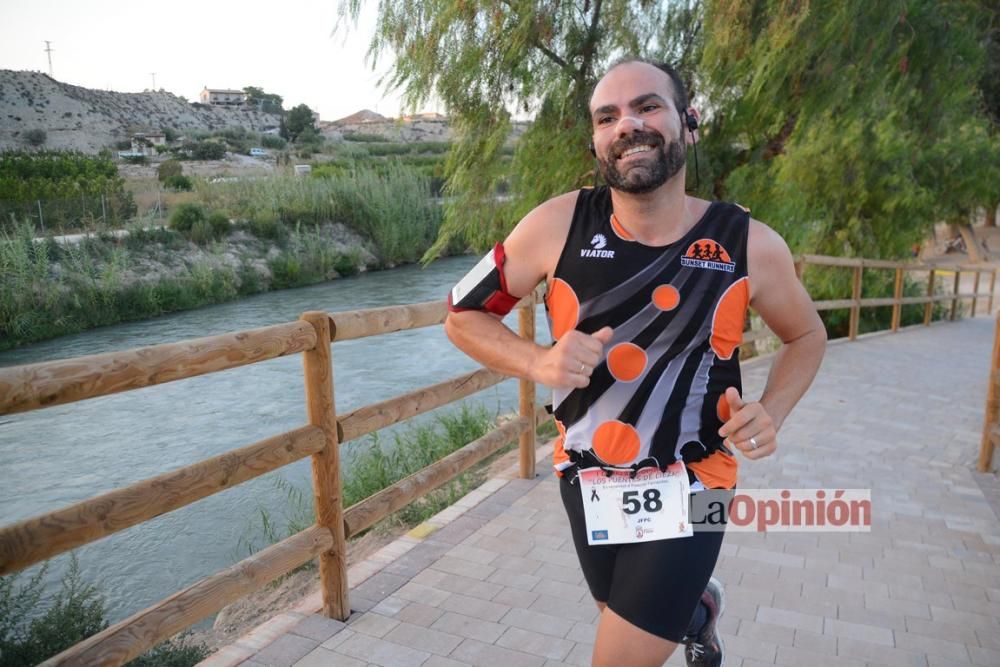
top-left (578, 0), bottom-right (604, 83)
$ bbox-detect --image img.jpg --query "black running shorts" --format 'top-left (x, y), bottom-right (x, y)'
top-left (559, 474), bottom-right (729, 642)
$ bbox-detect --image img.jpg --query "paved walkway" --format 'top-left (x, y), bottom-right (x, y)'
top-left (201, 317), bottom-right (1000, 667)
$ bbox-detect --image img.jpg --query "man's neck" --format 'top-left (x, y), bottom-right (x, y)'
top-left (609, 177), bottom-right (693, 246)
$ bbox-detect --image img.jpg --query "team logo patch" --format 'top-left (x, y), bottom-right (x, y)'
top-left (581, 233), bottom-right (614, 259)
top-left (590, 529), bottom-right (609, 541)
top-left (681, 238), bottom-right (735, 273)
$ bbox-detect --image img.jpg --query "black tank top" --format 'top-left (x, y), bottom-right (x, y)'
top-left (545, 186), bottom-right (750, 490)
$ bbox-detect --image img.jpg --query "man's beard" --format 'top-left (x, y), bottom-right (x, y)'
top-left (597, 132), bottom-right (687, 194)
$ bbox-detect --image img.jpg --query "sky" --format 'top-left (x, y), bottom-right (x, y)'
top-left (0, 0), bottom-right (433, 122)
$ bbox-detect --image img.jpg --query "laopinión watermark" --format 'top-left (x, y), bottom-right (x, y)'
top-left (689, 489), bottom-right (871, 532)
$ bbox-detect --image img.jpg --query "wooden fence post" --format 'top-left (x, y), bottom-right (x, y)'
top-left (989, 270), bottom-right (997, 314)
top-left (518, 302), bottom-right (537, 479)
top-left (301, 311), bottom-right (349, 620)
top-left (972, 272), bottom-right (981, 317)
top-left (979, 311), bottom-right (1000, 472)
top-left (924, 269), bottom-right (936, 325)
top-left (891, 267), bottom-right (903, 332)
top-left (950, 271), bottom-right (961, 321)
top-left (849, 266), bottom-right (862, 340)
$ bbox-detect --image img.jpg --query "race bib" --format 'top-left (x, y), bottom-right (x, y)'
top-left (579, 462), bottom-right (692, 545)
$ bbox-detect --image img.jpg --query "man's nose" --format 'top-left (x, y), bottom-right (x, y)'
top-left (616, 115), bottom-right (645, 135)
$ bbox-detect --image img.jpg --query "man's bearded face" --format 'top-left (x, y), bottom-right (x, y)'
top-left (596, 130), bottom-right (686, 194)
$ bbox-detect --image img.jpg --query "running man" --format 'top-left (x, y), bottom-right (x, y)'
top-left (445, 59), bottom-right (826, 667)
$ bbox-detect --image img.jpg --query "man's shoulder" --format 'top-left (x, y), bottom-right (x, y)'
top-left (514, 189), bottom-right (585, 235)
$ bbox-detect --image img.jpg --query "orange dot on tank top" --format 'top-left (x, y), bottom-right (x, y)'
top-left (592, 420), bottom-right (641, 465)
top-left (546, 278), bottom-right (579, 339)
top-left (717, 393), bottom-right (731, 422)
top-left (652, 284), bottom-right (680, 311)
top-left (607, 342), bottom-right (647, 382)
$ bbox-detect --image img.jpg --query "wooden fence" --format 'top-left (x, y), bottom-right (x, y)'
top-left (0, 254), bottom-right (994, 666)
top-left (980, 311), bottom-right (1000, 472)
top-left (0, 290), bottom-right (547, 666)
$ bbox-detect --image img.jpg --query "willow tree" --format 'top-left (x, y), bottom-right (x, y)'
top-left (698, 0), bottom-right (999, 259)
top-left (338, 0), bottom-right (702, 258)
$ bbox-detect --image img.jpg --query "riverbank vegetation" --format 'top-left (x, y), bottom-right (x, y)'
top-left (0, 557), bottom-right (208, 666)
top-left (0, 156), bottom-right (448, 350)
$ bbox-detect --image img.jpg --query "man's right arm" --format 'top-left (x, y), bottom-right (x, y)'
top-left (444, 191), bottom-right (610, 390)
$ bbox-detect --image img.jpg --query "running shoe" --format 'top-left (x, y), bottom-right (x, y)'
top-left (683, 576), bottom-right (726, 667)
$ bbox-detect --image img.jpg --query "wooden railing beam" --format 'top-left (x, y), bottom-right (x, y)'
top-left (40, 526), bottom-right (332, 667)
top-left (0, 426), bottom-right (324, 576)
top-left (0, 321), bottom-right (317, 416)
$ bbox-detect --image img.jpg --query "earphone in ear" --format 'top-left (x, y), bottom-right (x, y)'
top-left (684, 111), bottom-right (699, 132)
top-left (588, 141), bottom-right (596, 157)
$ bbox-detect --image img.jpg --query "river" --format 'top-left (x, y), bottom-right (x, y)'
top-left (0, 256), bottom-right (552, 623)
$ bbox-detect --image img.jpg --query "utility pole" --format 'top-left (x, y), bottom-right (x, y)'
top-left (150, 72), bottom-right (156, 90)
top-left (43, 41), bottom-right (54, 77)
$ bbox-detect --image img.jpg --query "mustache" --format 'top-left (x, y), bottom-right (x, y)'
top-left (608, 131), bottom-right (665, 159)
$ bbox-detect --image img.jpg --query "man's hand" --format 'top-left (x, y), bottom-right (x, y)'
top-left (718, 387), bottom-right (776, 460)
top-left (533, 327), bottom-right (613, 389)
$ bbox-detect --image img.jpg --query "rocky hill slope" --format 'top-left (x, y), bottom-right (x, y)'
top-left (0, 70), bottom-right (280, 153)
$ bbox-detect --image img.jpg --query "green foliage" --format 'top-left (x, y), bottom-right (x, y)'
top-left (163, 127), bottom-right (179, 143)
top-left (243, 86), bottom-right (284, 114)
top-left (237, 404), bottom-right (496, 556)
top-left (0, 151), bottom-right (136, 231)
top-left (698, 0), bottom-right (998, 259)
top-left (339, 0), bottom-right (702, 259)
top-left (201, 165), bottom-right (442, 264)
top-left (168, 202), bottom-right (206, 233)
top-left (122, 154), bottom-right (147, 165)
top-left (0, 556), bottom-right (208, 666)
top-left (284, 104), bottom-right (317, 142)
top-left (344, 132), bottom-right (389, 143)
top-left (157, 159), bottom-right (183, 182)
top-left (164, 174), bottom-right (193, 191)
top-left (183, 140), bottom-right (227, 160)
top-left (260, 134), bottom-right (286, 149)
top-left (23, 129), bottom-right (46, 147)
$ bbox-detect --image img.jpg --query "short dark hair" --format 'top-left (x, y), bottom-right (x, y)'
top-left (602, 57), bottom-right (689, 115)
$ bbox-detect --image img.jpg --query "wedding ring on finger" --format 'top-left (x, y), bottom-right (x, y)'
top-left (579, 362), bottom-right (587, 374)
top-left (749, 436), bottom-right (759, 450)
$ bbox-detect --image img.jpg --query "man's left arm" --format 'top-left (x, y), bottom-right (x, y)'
top-left (719, 220), bottom-right (827, 459)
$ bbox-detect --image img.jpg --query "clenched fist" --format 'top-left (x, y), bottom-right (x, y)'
top-left (532, 326), bottom-right (613, 389)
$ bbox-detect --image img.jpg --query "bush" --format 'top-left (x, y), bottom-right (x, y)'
top-left (157, 159), bottom-right (183, 182)
top-left (163, 127), bottom-right (179, 143)
top-left (0, 556), bottom-right (209, 666)
top-left (122, 155), bottom-right (147, 165)
top-left (344, 133), bottom-right (388, 143)
top-left (184, 140), bottom-right (226, 161)
top-left (207, 211), bottom-right (230, 237)
top-left (260, 134), bottom-right (286, 149)
top-left (114, 140), bottom-right (132, 150)
top-left (23, 129), bottom-right (47, 147)
top-left (164, 174), bottom-right (193, 191)
top-left (168, 202), bottom-right (206, 233)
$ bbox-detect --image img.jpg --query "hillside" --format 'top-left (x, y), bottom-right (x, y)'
top-left (0, 70), bottom-right (280, 153)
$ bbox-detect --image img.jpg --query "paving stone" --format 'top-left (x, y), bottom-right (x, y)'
top-left (350, 572), bottom-right (409, 604)
top-left (289, 615), bottom-right (347, 643)
top-left (501, 607), bottom-right (576, 639)
top-left (250, 634), bottom-right (318, 667)
top-left (439, 592), bottom-right (511, 622)
top-left (431, 611), bottom-right (507, 643)
top-left (347, 613), bottom-right (399, 638)
top-left (755, 606), bottom-right (823, 633)
top-left (496, 626), bottom-right (575, 661)
top-left (383, 621), bottom-right (463, 655)
top-left (394, 601), bottom-right (445, 627)
top-left (450, 638), bottom-right (546, 667)
top-left (334, 632), bottom-right (431, 667)
top-left (292, 647), bottom-right (365, 667)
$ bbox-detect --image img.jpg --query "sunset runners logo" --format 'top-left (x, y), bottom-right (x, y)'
top-left (681, 239), bottom-right (735, 273)
top-left (688, 489), bottom-right (872, 532)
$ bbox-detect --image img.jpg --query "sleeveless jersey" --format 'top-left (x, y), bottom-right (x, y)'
top-left (545, 187), bottom-right (750, 491)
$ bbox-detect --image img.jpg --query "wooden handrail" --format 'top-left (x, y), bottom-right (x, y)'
top-left (979, 311), bottom-right (1000, 472)
top-left (41, 525), bottom-right (333, 667)
top-left (338, 368), bottom-right (506, 443)
top-left (0, 321), bottom-right (317, 416)
top-left (0, 425), bottom-right (324, 576)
